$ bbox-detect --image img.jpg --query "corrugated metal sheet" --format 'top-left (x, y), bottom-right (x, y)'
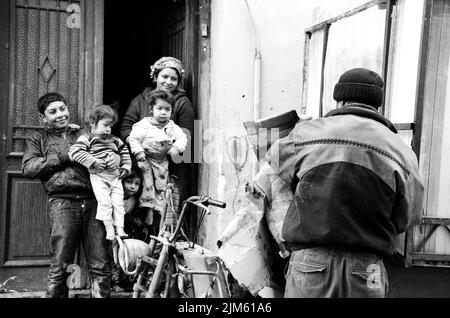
top-left (414, 0), bottom-right (450, 264)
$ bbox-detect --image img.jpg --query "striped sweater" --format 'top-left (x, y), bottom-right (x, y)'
top-left (69, 132), bottom-right (132, 175)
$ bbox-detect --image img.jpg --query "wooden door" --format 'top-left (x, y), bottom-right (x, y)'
top-left (0, 0), bottom-right (103, 290)
top-left (0, 0), bottom-right (84, 269)
top-left (163, 0), bottom-right (200, 236)
top-left (163, 0), bottom-right (199, 114)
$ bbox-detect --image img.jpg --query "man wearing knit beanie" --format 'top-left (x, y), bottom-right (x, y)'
top-left (333, 68), bottom-right (384, 108)
top-left (264, 68), bottom-right (423, 298)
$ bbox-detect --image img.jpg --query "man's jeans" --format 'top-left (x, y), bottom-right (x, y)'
top-left (46, 198), bottom-right (111, 298)
top-left (284, 247), bottom-right (388, 298)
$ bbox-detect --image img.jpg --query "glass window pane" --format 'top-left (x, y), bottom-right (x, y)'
top-left (322, 5), bottom-right (387, 115)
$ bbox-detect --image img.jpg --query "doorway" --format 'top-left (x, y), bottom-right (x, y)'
top-left (103, 0), bottom-right (195, 131)
top-left (102, 0), bottom-right (199, 234)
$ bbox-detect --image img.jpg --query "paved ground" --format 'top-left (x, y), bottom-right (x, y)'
top-left (386, 263), bottom-right (450, 298)
top-left (2, 262), bottom-right (450, 298)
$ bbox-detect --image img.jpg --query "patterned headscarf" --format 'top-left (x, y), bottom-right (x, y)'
top-left (150, 56), bottom-right (184, 82)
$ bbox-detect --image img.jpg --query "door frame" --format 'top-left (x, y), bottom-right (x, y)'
top-left (79, 0), bottom-right (104, 124)
top-left (0, 0), bottom-right (10, 267)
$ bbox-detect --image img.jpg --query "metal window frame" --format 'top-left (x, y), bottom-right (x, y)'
top-left (302, 0), bottom-right (394, 117)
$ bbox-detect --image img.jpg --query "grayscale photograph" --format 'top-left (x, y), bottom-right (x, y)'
top-left (0, 0), bottom-right (448, 306)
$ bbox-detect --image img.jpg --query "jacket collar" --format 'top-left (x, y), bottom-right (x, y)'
top-left (46, 125), bottom-right (80, 136)
top-left (324, 103), bottom-right (397, 133)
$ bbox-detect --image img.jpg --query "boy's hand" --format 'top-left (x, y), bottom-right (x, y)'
top-left (91, 159), bottom-right (106, 171)
top-left (104, 153), bottom-right (120, 170)
top-left (58, 151), bottom-right (72, 165)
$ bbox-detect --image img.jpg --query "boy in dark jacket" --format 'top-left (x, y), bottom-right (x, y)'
top-left (22, 93), bottom-right (113, 298)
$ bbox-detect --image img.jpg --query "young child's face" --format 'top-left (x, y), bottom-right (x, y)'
top-left (152, 98), bottom-right (172, 124)
top-left (91, 118), bottom-right (113, 136)
top-left (42, 101), bottom-right (70, 130)
top-left (123, 176), bottom-right (141, 197)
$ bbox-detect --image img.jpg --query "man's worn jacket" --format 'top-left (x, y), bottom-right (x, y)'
top-left (266, 103), bottom-right (424, 256)
top-left (22, 126), bottom-right (94, 199)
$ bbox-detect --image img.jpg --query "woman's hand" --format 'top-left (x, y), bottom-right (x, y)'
top-left (143, 142), bottom-right (171, 156)
top-left (137, 159), bottom-right (147, 170)
top-left (168, 147), bottom-right (180, 158)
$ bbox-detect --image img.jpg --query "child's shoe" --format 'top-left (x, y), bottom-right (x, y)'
top-left (116, 227), bottom-right (128, 238)
top-left (106, 228), bottom-right (115, 241)
top-left (104, 220), bottom-right (115, 240)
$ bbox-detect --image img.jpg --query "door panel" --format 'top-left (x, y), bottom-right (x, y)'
top-left (165, 1), bottom-right (186, 62)
top-left (1, 0), bottom-right (82, 267)
top-left (10, 0), bottom-right (81, 156)
top-left (5, 173), bottom-right (50, 266)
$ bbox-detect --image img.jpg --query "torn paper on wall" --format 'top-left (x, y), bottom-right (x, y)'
top-left (217, 160), bottom-right (293, 296)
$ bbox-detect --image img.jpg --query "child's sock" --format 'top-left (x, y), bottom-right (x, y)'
top-left (116, 226), bottom-right (128, 238)
top-left (103, 220), bottom-right (115, 240)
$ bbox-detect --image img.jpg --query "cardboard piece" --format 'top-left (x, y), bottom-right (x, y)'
top-left (218, 111), bottom-right (299, 297)
top-left (217, 161), bottom-right (293, 296)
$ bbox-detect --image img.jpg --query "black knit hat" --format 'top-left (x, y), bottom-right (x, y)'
top-left (333, 68), bottom-right (384, 108)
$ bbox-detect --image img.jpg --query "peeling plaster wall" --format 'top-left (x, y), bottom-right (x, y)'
top-left (198, 0), bottom-right (305, 252)
top-left (197, 0), bottom-right (314, 252)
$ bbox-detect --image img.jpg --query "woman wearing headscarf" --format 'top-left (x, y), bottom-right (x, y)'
top-left (120, 57), bottom-right (195, 232)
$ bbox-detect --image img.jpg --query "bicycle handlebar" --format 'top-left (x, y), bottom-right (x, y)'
top-left (185, 196), bottom-right (226, 209)
top-left (205, 198), bottom-right (226, 209)
top-left (168, 195), bottom-right (226, 243)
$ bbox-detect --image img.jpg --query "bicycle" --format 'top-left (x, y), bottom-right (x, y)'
top-left (113, 183), bottom-right (231, 298)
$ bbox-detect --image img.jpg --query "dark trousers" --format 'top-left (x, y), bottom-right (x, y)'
top-left (284, 247), bottom-right (388, 298)
top-left (46, 198), bottom-right (111, 298)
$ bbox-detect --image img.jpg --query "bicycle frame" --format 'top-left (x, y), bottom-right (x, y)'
top-left (129, 186), bottom-right (230, 298)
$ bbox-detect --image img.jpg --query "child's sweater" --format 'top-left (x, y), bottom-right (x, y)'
top-left (129, 118), bottom-right (187, 158)
top-left (70, 132), bottom-right (132, 175)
